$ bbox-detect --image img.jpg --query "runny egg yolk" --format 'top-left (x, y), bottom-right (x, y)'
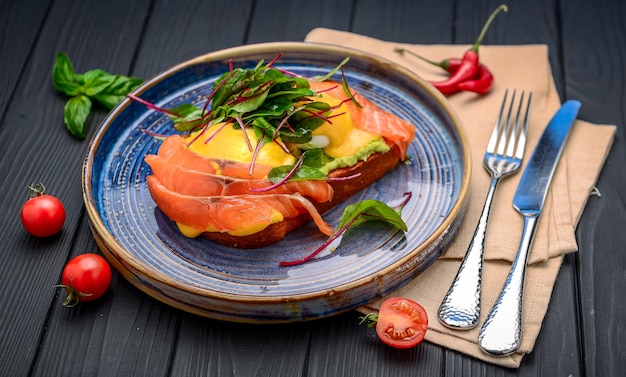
top-left (184, 124), bottom-right (296, 169)
top-left (177, 124), bottom-right (292, 237)
top-left (312, 92), bottom-right (379, 159)
top-left (176, 210), bottom-right (285, 238)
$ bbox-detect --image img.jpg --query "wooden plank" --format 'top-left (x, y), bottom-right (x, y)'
top-left (33, 219), bottom-right (180, 377)
top-left (171, 315), bottom-right (312, 376)
top-left (352, 0), bottom-right (455, 44)
top-left (247, 0), bottom-right (353, 43)
top-left (0, 0), bottom-right (51, 113)
top-left (2, 0), bottom-right (621, 376)
top-left (133, 0), bottom-right (255, 78)
top-left (307, 312), bottom-right (443, 377)
top-left (0, 0), bottom-right (152, 375)
top-left (560, 1), bottom-right (626, 377)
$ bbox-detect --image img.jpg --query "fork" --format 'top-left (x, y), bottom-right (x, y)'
top-left (438, 89), bottom-right (533, 329)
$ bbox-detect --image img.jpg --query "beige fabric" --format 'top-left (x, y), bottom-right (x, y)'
top-left (305, 28), bottom-right (616, 368)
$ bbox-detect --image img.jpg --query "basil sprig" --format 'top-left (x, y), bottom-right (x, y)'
top-left (52, 52), bottom-right (143, 139)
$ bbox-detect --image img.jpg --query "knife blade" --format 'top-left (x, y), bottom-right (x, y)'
top-left (478, 99), bottom-right (581, 357)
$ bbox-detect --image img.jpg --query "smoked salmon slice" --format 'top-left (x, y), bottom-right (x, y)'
top-left (309, 81), bottom-right (416, 160)
top-left (145, 154), bottom-right (334, 203)
top-left (146, 176), bottom-right (333, 236)
top-left (156, 135), bottom-right (273, 179)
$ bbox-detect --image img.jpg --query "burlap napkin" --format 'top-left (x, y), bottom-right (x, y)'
top-left (305, 28), bottom-right (616, 368)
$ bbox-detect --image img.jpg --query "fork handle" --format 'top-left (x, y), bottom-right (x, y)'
top-left (478, 213), bottom-right (538, 356)
top-left (438, 176), bottom-right (500, 329)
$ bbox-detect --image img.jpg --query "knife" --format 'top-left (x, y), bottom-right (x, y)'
top-left (477, 99), bottom-right (581, 357)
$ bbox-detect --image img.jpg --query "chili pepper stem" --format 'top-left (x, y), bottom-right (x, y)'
top-left (471, 4), bottom-right (508, 52)
top-left (394, 47), bottom-right (446, 70)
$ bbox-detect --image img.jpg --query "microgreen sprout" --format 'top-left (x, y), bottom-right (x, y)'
top-left (129, 54), bottom-right (361, 189)
top-left (279, 192), bottom-right (412, 266)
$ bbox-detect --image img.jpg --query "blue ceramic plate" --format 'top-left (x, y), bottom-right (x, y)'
top-left (83, 42), bottom-right (471, 323)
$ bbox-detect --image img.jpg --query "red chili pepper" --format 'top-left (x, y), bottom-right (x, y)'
top-left (399, 4), bottom-right (507, 95)
top-left (457, 64), bottom-right (494, 94)
top-left (430, 50), bottom-right (480, 94)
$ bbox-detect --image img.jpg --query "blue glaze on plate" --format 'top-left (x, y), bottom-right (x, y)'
top-left (83, 42), bottom-right (471, 323)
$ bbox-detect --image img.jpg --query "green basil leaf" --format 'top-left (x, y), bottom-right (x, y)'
top-left (92, 94), bottom-right (125, 110)
top-left (82, 69), bottom-right (117, 96)
top-left (63, 95), bottom-right (92, 139)
top-left (102, 75), bottom-right (143, 95)
top-left (337, 199), bottom-right (407, 232)
top-left (91, 75), bottom-right (143, 110)
top-left (52, 52), bottom-right (81, 96)
top-left (93, 76), bottom-right (143, 109)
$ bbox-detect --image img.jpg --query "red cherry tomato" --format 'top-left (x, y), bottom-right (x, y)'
top-left (58, 253), bottom-right (112, 307)
top-left (375, 297), bottom-right (428, 349)
top-left (20, 183), bottom-right (66, 237)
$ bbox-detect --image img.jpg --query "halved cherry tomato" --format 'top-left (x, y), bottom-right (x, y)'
top-left (20, 183), bottom-right (66, 237)
top-left (57, 253), bottom-right (112, 307)
top-left (375, 297), bottom-right (428, 349)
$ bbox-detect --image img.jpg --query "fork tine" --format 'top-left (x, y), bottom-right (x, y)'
top-left (513, 92), bottom-right (533, 160)
top-left (497, 90), bottom-right (517, 156)
top-left (486, 89), bottom-right (509, 154)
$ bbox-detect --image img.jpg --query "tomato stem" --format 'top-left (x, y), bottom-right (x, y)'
top-left (55, 280), bottom-right (93, 308)
top-left (358, 313), bottom-right (379, 328)
top-left (28, 183), bottom-right (46, 198)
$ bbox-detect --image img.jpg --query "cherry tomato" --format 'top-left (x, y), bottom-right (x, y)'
top-left (20, 183), bottom-right (66, 237)
top-left (57, 253), bottom-right (112, 307)
top-left (375, 297), bottom-right (428, 349)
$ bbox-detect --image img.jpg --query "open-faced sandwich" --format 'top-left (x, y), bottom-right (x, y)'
top-left (138, 57), bottom-right (416, 249)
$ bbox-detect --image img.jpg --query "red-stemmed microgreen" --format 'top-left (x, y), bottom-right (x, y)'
top-left (341, 69), bottom-right (362, 108)
top-left (127, 93), bottom-right (178, 117)
top-left (202, 69), bottom-right (236, 116)
top-left (129, 54), bottom-right (359, 179)
top-left (279, 192), bottom-right (412, 267)
top-left (248, 154), bottom-right (305, 193)
top-left (203, 120), bottom-right (230, 145)
top-left (249, 135), bottom-right (267, 176)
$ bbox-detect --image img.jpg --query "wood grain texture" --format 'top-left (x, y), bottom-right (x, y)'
top-left (247, 0), bottom-right (352, 44)
top-left (132, 0), bottom-right (255, 78)
top-left (0, 0), bottom-right (624, 375)
top-left (0, 0), bottom-right (150, 375)
top-left (0, 0), bottom-right (51, 113)
top-left (352, 0), bottom-right (455, 44)
top-left (560, 2), bottom-right (626, 377)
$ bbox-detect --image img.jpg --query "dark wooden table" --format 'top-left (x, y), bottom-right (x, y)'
top-left (1, 0), bottom-right (624, 376)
